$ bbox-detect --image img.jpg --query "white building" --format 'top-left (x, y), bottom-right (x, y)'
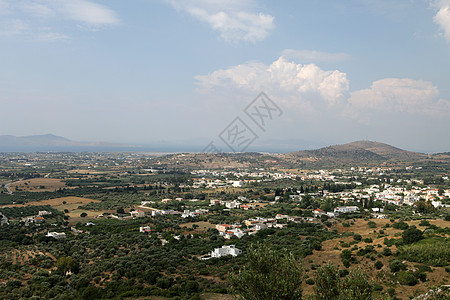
top-left (131, 210), bottom-right (145, 218)
top-left (140, 226), bottom-right (151, 233)
top-left (224, 200), bottom-right (241, 209)
top-left (210, 245), bottom-right (242, 258)
top-left (38, 211), bottom-right (52, 216)
top-left (46, 232), bottom-right (66, 239)
top-left (334, 206), bottom-right (359, 214)
top-left (230, 180), bottom-right (244, 187)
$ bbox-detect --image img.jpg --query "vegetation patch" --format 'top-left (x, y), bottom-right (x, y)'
top-left (400, 237), bottom-right (450, 267)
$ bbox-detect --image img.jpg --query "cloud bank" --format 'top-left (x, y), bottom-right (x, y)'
top-left (196, 55), bottom-right (450, 120)
top-left (165, 0), bottom-right (274, 43)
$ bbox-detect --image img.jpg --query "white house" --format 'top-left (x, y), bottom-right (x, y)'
top-left (131, 210), bottom-right (145, 218)
top-left (38, 211), bottom-right (52, 216)
top-left (140, 226), bottom-right (151, 233)
top-left (230, 180), bottom-right (244, 187)
top-left (210, 245), bottom-right (242, 258)
top-left (224, 228), bottom-right (245, 239)
top-left (224, 200), bottom-right (241, 209)
top-left (313, 208), bottom-right (325, 216)
top-left (46, 232), bottom-right (66, 239)
top-left (334, 206), bottom-right (359, 214)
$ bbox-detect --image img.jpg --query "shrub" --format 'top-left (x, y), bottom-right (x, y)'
top-left (392, 221), bottom-right (409, 230)
top-left (402, 227), bottom-right (423, 245)
top-left (389, 260), bottom-right (406, 273)
top-left (419, 220), bottom-right (430, 227)
top-left (374, 261), bottom-right (383, 270)
top-left (367, 221), bottom-right (377, 228)
top-left (397, 271), bottom-right (418, 286)
top-left (415, 272), bottom-right (426, 282)
top-left (353, 234), bottom-right (362, 241)
top-left (305, 278), bottom-right (315, 285)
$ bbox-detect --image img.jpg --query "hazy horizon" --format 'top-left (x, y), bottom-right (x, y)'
top-left (1, 1), bottom-right (450, 153)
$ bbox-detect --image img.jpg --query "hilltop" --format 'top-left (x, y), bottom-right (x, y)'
top-left (281, 140), bottom-right (427, 167)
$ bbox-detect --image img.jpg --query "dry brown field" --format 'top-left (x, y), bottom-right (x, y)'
top-left (10, 178), bottom-right (66, 192)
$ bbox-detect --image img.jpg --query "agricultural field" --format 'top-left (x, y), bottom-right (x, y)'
top-left (10, 178), bottom-right (66, 192)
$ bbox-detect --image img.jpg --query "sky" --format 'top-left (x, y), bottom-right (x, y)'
top-left (0, 0), bottom-right (450, 153)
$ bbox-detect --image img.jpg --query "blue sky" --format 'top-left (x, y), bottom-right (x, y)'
top-left (0, 0), bottom-right (449, 152)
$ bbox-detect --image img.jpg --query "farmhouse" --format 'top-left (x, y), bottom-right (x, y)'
top-left (210, 245), bottom-right (242, 258)
top-left (46, 232), bottom-right (66, 239)
top-left (130, 210), bottom-right (145, 218)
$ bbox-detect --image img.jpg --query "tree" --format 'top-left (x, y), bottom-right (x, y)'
top-left (374, 261), bottom-right (383, 270)
top-left (314, 262), bottom-right (341, 300)
top-left (80, 212), bottom-right (87, 218)
top-left (56, 256), bottom-right (80, 275)
top-left (314, 263), bottom-right (373, 300)
top-left (340, 268), bottom-right (373, 299)
top-left (402, 227), bottom-right (423, 245)
top-left (228, 243), bottom-right (303, 300)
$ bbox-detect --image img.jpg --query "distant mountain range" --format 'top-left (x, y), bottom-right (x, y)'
top-left (0, 135), bottom-right (447, 163)
top-left (0, 134), bottom-right (138, 152)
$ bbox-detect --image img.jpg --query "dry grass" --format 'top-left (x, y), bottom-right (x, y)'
top-left (10, 178), bottom-right (66, 192)
top-left (301, 218), bottom-right (450, 299)
top-left (1, 196), bottom-right (101, 224)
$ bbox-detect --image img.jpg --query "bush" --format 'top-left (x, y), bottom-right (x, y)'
top-left (389, 260), bottom-right (406, 273)
top-left (382, 247), bottom-right (393, 256)
top-left (397, 271), bottom-right (418, 286)
top-left (305, 278), bottom-right (315, 285)
top-left (402, 227), bottom-right (423, 245)
top-left (392, 221), bottom-right (409, 230)
top-left (367, 221), bottom-right (377, 228)
top-left (419, 220), bottom-right (430, 227)
top-left (374, 261), bottom-right (383, 270)
top-left (353, 234), bottom-right (362, 241)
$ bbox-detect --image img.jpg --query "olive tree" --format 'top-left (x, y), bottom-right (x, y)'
top-left (228, 243), bottom-right (303, 300)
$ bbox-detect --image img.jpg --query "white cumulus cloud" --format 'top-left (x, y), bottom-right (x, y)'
top-left (196, 55), bottom-right (450, 120)
top-left (347, 78), bottom-right (450, 118)
top-left (166, 0), bottom-right (274, 43)
top-left (431, 0), bottom-right (450, 42)
top-left (196, 56), bottom-right (350, 115)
